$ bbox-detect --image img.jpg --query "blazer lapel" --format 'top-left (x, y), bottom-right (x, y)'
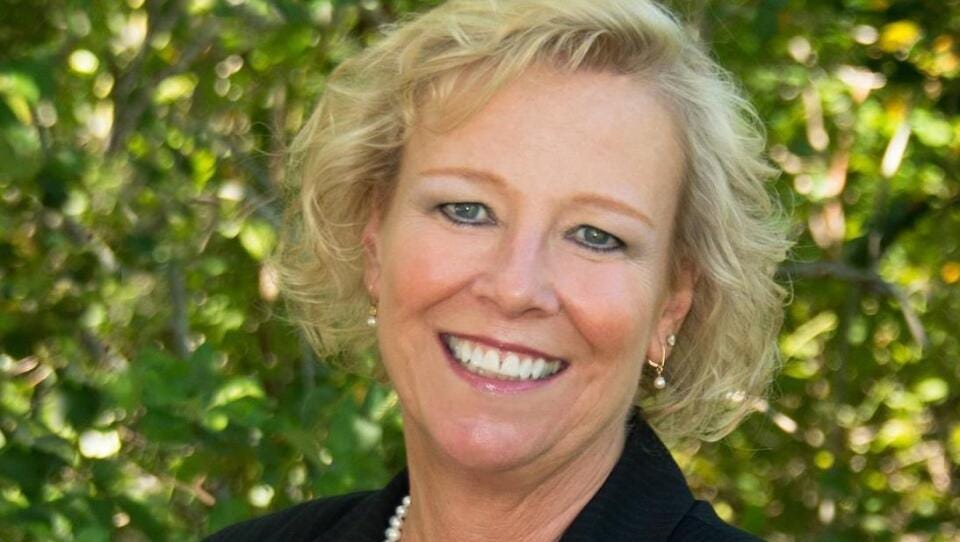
top-left (317, 471), bottom-right (409, 542)
top-left (559, 411), bottom-right (695, 541)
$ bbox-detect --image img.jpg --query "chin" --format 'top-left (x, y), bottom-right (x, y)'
top-left (423, 412), bottom-right (550, 473)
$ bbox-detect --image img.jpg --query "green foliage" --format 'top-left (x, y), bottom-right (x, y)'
top-left (0, 0), bottom-right (957, 540)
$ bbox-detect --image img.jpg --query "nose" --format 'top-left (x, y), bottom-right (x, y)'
top-left (469, 228), bottom-right (561, 318)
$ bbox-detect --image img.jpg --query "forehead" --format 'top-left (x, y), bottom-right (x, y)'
top-left (400, 67), bottom-right (685, 205)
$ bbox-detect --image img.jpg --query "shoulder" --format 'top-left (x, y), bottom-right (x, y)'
top-left (669, 500), bottom-right (764, 541)
top-left (203, 490), bottom-right (373, 542)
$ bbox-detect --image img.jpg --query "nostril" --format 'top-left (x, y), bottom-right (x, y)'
top-left (468, 233), bottom-right (560, 316)
top-left (479, 272), bottom-right (560, 317)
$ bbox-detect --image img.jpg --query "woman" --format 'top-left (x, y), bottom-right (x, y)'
top-left (208, 0), bottom-right (789, 540)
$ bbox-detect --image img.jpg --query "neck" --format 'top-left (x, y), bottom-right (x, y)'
top-left (399, 418), bottom-right (627, 542)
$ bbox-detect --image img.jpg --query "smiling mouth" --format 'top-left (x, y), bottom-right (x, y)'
top-left (440, 333), bottom-right (568, 382)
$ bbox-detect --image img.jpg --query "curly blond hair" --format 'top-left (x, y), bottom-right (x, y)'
top-left (277, 0), bottom-right (791, 444)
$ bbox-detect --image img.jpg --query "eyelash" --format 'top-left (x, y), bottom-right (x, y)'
top-left (567, 225), bottom-right (625, 253)
top-left (438, 202), bottom-right (496, 226)
top-left (436, 202), bottom-right (626, 253)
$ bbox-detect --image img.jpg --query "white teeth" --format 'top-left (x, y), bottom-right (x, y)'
top-left (450, 337), bottom-right (461, 358)
top-left (481, 349), bottom-right (500, 372)
top-left (518, 358), bottom-right (533, 380)
top-left (444, 335), bottom-right (562, 381)
top-left (501, 354), bottom-right (520, 378)
top-left (531, 358), bottom-right (546, 379)
top-left (469, 345), bottom-right (485, 367)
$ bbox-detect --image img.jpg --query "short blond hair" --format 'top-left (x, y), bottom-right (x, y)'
top-left (278, 0), bottom-right (791, 444)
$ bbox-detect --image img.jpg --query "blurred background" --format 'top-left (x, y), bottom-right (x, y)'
top-left (1, 0), bottom-right (958, 540)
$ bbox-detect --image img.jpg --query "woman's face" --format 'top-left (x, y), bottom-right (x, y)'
top-left (364, 68), bottom-right (693, 473)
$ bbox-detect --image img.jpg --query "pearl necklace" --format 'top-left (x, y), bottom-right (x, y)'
top-left (383, 494), bottom-right (411, 541)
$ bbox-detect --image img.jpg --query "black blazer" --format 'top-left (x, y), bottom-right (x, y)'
top-left (206, 411), bottom-right (763, 541)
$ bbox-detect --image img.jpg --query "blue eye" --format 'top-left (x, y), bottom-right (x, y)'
top-left (570, 225), bottom-right (624, 252)
top-left (439, 202), bottom-right (494, 225)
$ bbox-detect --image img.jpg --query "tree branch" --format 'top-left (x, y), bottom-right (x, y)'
top-left (779, 261), bottom-right (928, 348)
top-left (108, 0), bottom-right (219, 155)
top-left (168, 260), bottom-right (191, 359)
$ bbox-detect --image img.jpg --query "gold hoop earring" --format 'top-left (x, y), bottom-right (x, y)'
top-left (646, 334), bottom-right (676, 390)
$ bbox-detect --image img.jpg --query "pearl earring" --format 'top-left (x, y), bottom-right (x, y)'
top-left (366, 304), bottom-right (378, 327)
top-left (647, 334), bottom-right (676, 390)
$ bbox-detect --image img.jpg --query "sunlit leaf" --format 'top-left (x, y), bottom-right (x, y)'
top-left (239, 219), bottom-right (277, 261)
top-left (780, 311), bottom-right (837, 360)
top-left (0, 71), bottom-right (40, 103)
top-left (911, 109), bottom-right (954, 148)
top-left (948, 425), bottom-right (960, 464)
top-left (191, 148), bottom-right (217, 190)
top-left (879, 20), bottom-right (922, 53)
top-left (2, 93), bottom-right (32, 124)
top-left (78, 430), bottom-right (121, 459)
top-left (247, 483), bottom-right (275, 508)
top-left (209, 377), bottom-right (265, 408)
top-left (875, 418), bottom-right (921, 450)
top-left (912, 377), bottom-right (949, 403)
top-left (68, 50), bottom-right (100, 75)
top-left (153, 74), bottom-right (198, 104)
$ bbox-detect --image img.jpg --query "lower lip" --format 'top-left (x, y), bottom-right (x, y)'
top-left (438, 335), bottom-right (565, 394)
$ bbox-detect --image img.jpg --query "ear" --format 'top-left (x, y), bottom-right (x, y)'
top-left (646, 262), bottom-right (697, 362)
top-left (361, 206), bottom-right (384, 301)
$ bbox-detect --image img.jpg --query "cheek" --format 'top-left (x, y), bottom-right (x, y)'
top-left (380, 222), bottom-right (482, 314)
top-left (556, 257), bottom-right (658, 358)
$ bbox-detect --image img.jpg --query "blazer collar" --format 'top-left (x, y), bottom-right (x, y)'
top-left (558, 410), bottom-right (694, 540)
top-left (319, 409), bottom-right (694, 542)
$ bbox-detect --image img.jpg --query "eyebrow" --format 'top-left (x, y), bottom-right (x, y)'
top-left (419, 167), bottom-right (509, 189)
top-left (418, 166), bottom-right (655, 229)
top-left (568, 193), bottom-right (655, 229)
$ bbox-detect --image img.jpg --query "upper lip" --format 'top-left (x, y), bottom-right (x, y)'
top-left (441, 332), bottom-right (567, 363)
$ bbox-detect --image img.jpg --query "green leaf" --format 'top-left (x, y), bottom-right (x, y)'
top-left (780, 311), bottom-right (837, 360)
top-left (0, 121), bottom-right (42, 183)
top-left (153, 74), bottom-right (198, 104)
top-left (911, 110), bottom-right (953, 148)
top-left (209, 377), bottom-right (265, 408)
top-left (0, 70), bottom-right (40, 103)
top-left (191, 148), bottom-right (217, 190)
top-left (239, 219), bottom-right (277, 261)
top-left (912, 377), bottom-right (949, 403)
top-left (875, 418), bottom-right (921, 450)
